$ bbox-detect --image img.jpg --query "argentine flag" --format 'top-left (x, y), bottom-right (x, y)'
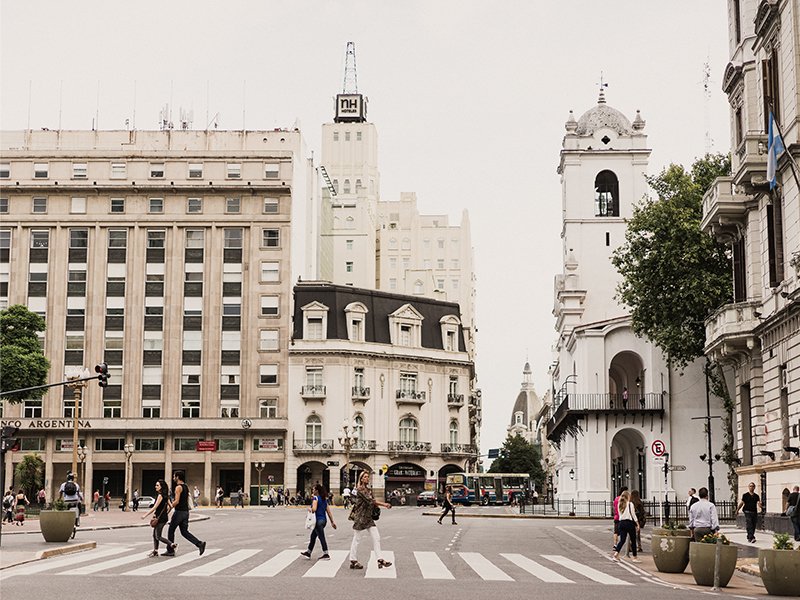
top-left (767, 111), bottom-right (785, 190)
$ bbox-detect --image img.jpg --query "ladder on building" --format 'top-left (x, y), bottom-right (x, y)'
top-left (319, 166), bottom-right (337, 197)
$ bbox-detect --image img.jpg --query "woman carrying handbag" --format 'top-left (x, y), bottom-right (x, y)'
top-left (348, 470), bottom-right (392, 570)
top-left (141, 479), bottom-right (174, 557)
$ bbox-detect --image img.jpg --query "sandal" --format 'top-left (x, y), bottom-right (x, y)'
top-left (147, 550), bottom-right (158, 557)
top-left (377, 559), bottom-right (392, 568)
top-left (349, 560), bottom-right (364, 570)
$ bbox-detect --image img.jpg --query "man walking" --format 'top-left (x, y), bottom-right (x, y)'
top-left (193, 485), bottom-right (200, 509)
top-left (689, 487), bottom-right (719, 541)
top-left (132, 489), bottom-right (140, 512)
top-left (165, 471), bottom-right (206, 557)
top-left (686, 488), bottom-right (699, 512)
top-left (787, 485), bottom-right (800, 542)
top-left (736, 482), bottom-right (762, 543)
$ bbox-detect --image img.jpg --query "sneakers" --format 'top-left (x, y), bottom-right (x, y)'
top-left (630, 557), bottom-right (641, 563)
top-left (199, 541), bottom-right (207, 556)
top-left (611, 552), bottom-right (619, 562)
top-left (161, 550), bottom-right (175, 557)
top-left (350, 560), bottom-right (364, 570)
top-left (320, 554), bottom-right (330, 560)
top-left (300, 551), bottom-right (312, 559)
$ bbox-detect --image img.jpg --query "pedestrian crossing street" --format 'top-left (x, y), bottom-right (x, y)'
top-left (2, 545), bottom-right (638, 585)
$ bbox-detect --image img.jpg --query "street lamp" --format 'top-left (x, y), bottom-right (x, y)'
top-left (123, 443), bottom-right (134, 511)
top-left (65, 366), bottom-right (90, 476)
top-left (254, 462), bottom-right (266, 506)
top-left (77, 444), bottom-right (88, 495)
top-left (337, 419), bottom-right (360, 491)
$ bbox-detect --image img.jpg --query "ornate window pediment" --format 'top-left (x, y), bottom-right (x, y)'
top-left (722, 61), bottom-right (743, 95)
top-left (754, 0), bottom-right (779, 40)
top-left (345, 302), bottom-right (368, 342)
top-left (440, 314), bottom-right (461, 352)
top-left (389, 303), bottom-right (423, 347)
top-left (301, 301), bottom-right (329, 341)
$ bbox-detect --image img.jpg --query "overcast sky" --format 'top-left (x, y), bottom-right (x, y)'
top-left (1, 1), bottom-right (731, 457)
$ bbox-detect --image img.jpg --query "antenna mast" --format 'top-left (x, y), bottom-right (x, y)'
top-left (342, 41), bottom-right (358, 93)
top-left (702, 58), bottom-right (713, 154)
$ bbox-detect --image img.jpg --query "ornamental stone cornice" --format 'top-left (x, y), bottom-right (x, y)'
top-left (754, 0), bottom-right (779, 40)
top-left (722, 61), bottom-right (743, 95)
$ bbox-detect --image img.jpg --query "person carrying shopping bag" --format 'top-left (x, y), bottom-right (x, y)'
top-left (300, 483), bottom-right (337, 560)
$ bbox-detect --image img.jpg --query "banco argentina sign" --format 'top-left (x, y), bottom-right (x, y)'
top-left (1, 419), bottom-right (93, 429)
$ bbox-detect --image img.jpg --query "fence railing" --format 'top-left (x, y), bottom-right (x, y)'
top-left (520, 498), bottom-right (738, 522)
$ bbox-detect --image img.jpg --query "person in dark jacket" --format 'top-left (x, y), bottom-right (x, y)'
top-left (142, 479), bottom-right (173, 557)
top-left (786, 485), bottom-right (799, 542)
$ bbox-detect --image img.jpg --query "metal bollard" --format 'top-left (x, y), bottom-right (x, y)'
top-left (711, 538), bottom-right (722, 591)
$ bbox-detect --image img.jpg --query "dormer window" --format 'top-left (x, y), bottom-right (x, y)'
top-left (301, 301), bottom-right (329, 341)
top-left (344, 302), bottom-right (368, 342)
top-left (389, 303), bottom-right (423, 347)
top-left (594, 170), bottom-right (619, 217)
top-left (440, 315), bottom-right (461, 352)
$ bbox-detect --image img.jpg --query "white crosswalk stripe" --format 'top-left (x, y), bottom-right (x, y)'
top-left (459, 552), bottom-right (514, 581)
top-left (500, 553), bottom-right (573, 583)
top-left (181, 549), bottom-right (261, 577)
top-left (414, 551), bottom-right (454, 580)
top-left (6, 546), bottom-right (639, 585)
top-left (302, 550), bottom-right (349, 577)
top-left (242, 548), bottom-right (297, 577)
top-left (541, 555), bottom-right (632, 585)
top-left (123, 548), bottom-right (220, 575)
top-left (364, 550), bottom-right (396, 578)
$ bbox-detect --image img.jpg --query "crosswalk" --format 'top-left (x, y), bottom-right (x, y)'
top-left (1, 546), bottom-right (635, 585)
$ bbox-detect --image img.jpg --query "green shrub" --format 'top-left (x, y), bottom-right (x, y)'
top-left (699, 532), bottom-right (730, 545)
top-left (773, 533), bottom-right (794, 550)
top-left (51, 498), bottom-right (68, 511)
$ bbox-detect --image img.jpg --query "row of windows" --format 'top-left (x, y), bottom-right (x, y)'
top-left (304, 368), bottom-right (460, 394)
top-left (0, 161), bottom-right (282, 181)
top-left (2, 228), bottom-right (282, 251)
top-left (387, 238), bottom-right (460, 251)
top-left (16, 436), bottom-right (284, 453)
top-left (303, 414), bottom-right (460, 445)
top-left (0, 196), bottom-right (281, 216)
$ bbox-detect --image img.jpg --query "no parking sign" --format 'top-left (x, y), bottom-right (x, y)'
top-left (651, 440), bottom-right (666, 457)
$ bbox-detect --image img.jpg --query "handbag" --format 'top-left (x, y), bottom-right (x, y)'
top-left (788, 493), bottom-right (800, 517)
top-left (149, 517), bottom-right (159, 527)
top-left (305, 510), bottom-right (315, 529)
top-left (371, 505), bottom-right (381, 521)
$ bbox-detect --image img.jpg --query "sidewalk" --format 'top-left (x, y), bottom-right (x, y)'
top-left (0, 509), bottom-right (209, 570)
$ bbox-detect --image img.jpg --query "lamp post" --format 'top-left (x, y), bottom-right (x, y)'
top-left (254, 462), bottom-right (265, 506)
top-left (123, 443), bottom-right (134, 511)
top-left (65, 367), bottom-right (90, 477)
top-left (337, 419), bottom-right (361, 491)
top-left (77, 444), bottom-right (88, 496)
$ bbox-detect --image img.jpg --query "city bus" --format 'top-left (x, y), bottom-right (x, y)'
top-left (445, 472), bottom-right (530, 506)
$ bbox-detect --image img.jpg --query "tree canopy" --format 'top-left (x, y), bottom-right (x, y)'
top-left (611, 154), bottom-right (733, 368)
top-left (489, 434), bottom-right (545, 489)
top-left (0, 304), bottom-right (50, 403)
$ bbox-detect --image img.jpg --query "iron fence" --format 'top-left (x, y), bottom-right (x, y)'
top-left (520, 498), bottom-right (738, 522)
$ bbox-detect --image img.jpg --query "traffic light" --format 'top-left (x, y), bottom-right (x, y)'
top-left (95, 362), bottom-right (110, 387)
top-left (0, 426), bottom-right (19, 453)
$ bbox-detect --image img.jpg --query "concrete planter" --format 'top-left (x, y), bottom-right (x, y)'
top-left (39, 510), bottom-right (75, 542)
top-left (652, 527), bottom-right (691, 537)
top-left (689, 542), bottom-right (738, 587)
top-left (758, 548), bottom-right (800, 596)
top-left (652, 533), bottom-right (690, 573)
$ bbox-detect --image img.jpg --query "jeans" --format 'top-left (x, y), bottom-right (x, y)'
top-left (153, 521), bottom-right (171, 551)
top-left (744, 511), bottom-right (758, 541)
top-left (350, 526), bottom-right (382, 561)
top-left (790, 514), bottom-right (800, 541)
top-left (308, 518), bottom-right (328, 552)
top-left (168, 509), bottom-right (203, 549)
top-left (614, 520), bottom-right (637, 556)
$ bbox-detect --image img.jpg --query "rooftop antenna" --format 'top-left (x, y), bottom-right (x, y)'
top-left (58, 80), bottom-right (63, 130)
top-left (342, 41), bottom-right (358, 93)
top-left (702, 56), bottom-right (713, 154)
top-left (132, 80), bottom-right (137, 130)
top-left (179, 108), bottom-right (193, 130)
top-left (95, 81), bottom-right (100, 130)
top-left (159, 104), bottom-right (172, 130)
top-left (597, 71), bottom-right (609, 103)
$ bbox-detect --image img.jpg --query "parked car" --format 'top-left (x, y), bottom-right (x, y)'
top-left (416, 491), bottom-right (438, 506)
top-left (128, 495), bottom-right (156, 509)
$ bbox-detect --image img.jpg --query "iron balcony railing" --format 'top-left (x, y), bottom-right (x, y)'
top-left (441, 443), bottom-right (477, 454)
top-left (352, 386), bottom-right (370, 400)
top-left (396, 389), bottom-right (426, 403)
top-left (293, 439), bottom-right (334, 453)
top-left (447, 393), bottom-right (465, 406)
top-left (350, 439), bottom-right (377, 452)
top-left (388, 440), bottom-right (432, 453)
top-left (301, 385), bottom-right (326, 399)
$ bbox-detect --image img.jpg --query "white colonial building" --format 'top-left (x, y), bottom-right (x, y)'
top-left (546, 91), bottom-right (728, 504)
top-left (287, 281), bottom-right (479, 501)
top-left (702, 0), bottom-right (800, 524)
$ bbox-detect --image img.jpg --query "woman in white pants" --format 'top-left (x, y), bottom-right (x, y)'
top-left (348, 470), bottom-right (392, 569)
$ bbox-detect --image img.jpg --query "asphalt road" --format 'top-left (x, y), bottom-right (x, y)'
top-left (0, 507), bottom-right (722, 599)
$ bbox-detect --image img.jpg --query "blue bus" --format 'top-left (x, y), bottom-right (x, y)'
top-left (445, 472), bottom-right (530, 506)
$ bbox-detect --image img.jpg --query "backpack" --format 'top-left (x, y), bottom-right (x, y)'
top-left (2, 496), bottom-right (11, 509)
top-left (63, 481), bottom-right (78, 496)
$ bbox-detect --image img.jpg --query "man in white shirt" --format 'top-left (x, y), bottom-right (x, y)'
top-left (342, 486), bottom-right (351, 508)
top-left (688, 487), bottom-right (719, 541)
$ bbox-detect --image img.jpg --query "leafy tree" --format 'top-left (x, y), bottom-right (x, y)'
top-left (14, 453), bottom-right (45, 498)
top-left (489, 434), bottom-right (545, 489)
top-left (611, 154), bottom-right (732, 368)
top-left (0, 304), bottom-right (50, 403)
top-left (611, 153), bottom-right (738, 497)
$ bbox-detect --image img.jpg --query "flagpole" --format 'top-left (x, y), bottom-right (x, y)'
top-left (770, 110), bottom-right (800, 194)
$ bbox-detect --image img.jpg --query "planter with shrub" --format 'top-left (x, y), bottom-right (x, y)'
top-left (652, 523), bottom-right (691, 573)
top-left (758, 533), bottom-right (800, 596)
top-left (689, 532), bottom-right (738, 587)
top-left (39, 498), bottom-right (76, 543)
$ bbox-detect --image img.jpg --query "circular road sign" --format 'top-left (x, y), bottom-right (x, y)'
top-left (651, 440), bottom-right (666, 457)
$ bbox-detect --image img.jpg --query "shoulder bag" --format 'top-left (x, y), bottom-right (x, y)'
top-left (149, 516), bottom-right (159, 527)
top-left (371, 504), bottom-right (381, 521)
top-left (787, 493), bottom-right (800, 517)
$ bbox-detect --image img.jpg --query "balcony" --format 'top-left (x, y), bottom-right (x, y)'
top-left (352, 386), bottom-right (370, 402)
top-left (301, 385), bottom-right (326, 402)
top-left (704, 300), bottom-right (761, 362)
top-left (732, 133), bottom-right (768, 193)
top-left (350, 439), bottom-right (377, 453)
top-left (396, 389), bottom-right (426, 405)
top-left (293, 439), bottom-right (334, 454)
top-left (441, 443), bottom-right (477, 455)
top-left (701, 176), bottom-right (753, 243)
top-left (546, 393), bottom-right (665, 443)
top-left (447, 393), bottom-right (465, 408)
top-left (388, 441), bottom-right (432, 455)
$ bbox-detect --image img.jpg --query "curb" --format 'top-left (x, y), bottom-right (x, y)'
top-left (1, 514), bottom-right (210, 535)
top-left (0, 541), bottom-right (96, 570)
top-left (420, 511), bottom-right (601, 519)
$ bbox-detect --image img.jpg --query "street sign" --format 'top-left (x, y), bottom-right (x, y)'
top-left (653, 456), bottom-right (666, 464)
top-left (326, 460), bottom-right (340, 467)
top-left (487, 448), bottom-right (500, 459)
top-left (651, 440), bottom-right (667, 457)
top-left (669, 465), bottom-right (686, 471)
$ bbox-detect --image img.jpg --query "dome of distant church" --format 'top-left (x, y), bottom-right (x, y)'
top-left (575, 97), bottom-right (633, 136)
